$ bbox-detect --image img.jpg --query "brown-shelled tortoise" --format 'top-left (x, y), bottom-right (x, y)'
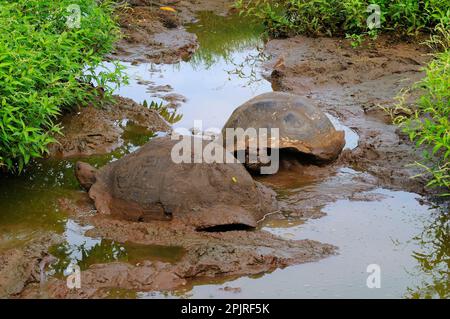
top-left (222, 92), bottom-right (345, 169)
top-left (75, 136), bottom-right (276, 230)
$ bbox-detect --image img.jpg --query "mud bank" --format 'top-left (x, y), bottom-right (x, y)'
top-left (263, 35), bottom-right (432, 195)
top-left (49, 0), bottom-right (237, 158)
top-left (0, 233), bottom-right (62, 298)
top-left (48, 96), bottom-right (169, 158)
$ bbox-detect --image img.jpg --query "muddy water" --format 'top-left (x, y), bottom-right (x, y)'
top-left (106, 12), bottom-right (359, 148)
top-left (105, 12), bottom-right (445, 298)
top-left (131, 171), bottom-right (447, 299)
top-left (0, 12), bottom-right (448, 298)
top-left (48, 220), bottom-right (184, 278)
top-left (0, 123), bottom-right (173, 259)
top-left (177, 189), bottom-right (446, 298)
top-left (108, 13), bottom-right (271, 132)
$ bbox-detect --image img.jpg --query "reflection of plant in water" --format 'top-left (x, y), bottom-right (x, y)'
top-left (407, 208), bottom-right (450, 299)
top-left (186, 12), bottom-right (265, 68)
top-left (143, 100), bottom-right (183, 124)
top-left (121, 122), bottom-right (158, 148)
top-left (226, 46), bottom-right (270, 87)
top-left (49, 240), bottom-right (185, 277)
top-left (49, 240), bottom-right (127, 276)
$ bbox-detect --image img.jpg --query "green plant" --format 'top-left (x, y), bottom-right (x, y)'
top-left (236, 0), bottom-right (449, 37)
top-left (143, 100), bottom-right (183, 124)
top-left (186, 11), bottom-right (265, 68)
top-left (346, 33), bottom-right (365, 47)
top-left (391, 24), bottom-right (450, 193)
top-left (407, 209), bottom-right (449, 298)
top-left (345, 29), bottom-right (379, 48)
top-left (237, 0), bottom-right (450, 193)
top-left (0, 0), bottom-right (124, 172)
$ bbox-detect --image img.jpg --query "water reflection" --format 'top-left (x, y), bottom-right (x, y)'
top-left (225, 47), bottom-right (270, 88)
top-left (170, 188), bottom-right (444, 298)
top-left (326, 114), bottom-right (359, 150)
top-left (107, 12), bottom-right (271, 131)
top-left (407, 207), bottom-right (450, 299)
top-left (186, 12), bottom-right (265, 68)
top-left (0, 121), bottom-right (158, 243)
top-left (0, 10), bottom-right (448, 299)
top-left (49, 220), bottom-right (184, 277)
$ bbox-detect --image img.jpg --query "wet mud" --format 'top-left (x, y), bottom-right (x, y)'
top-left (49, 0), bottom-right (237, 159)
top-left (48, 96), bottom-right (169, 158)
top-left (0, 233), bottom-right (62, 298)
top-left (13, 195), bottom-right (334, 298)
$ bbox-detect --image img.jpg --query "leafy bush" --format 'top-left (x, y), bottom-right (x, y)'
top-left (0, 0), bottom-right (123, 172)
top-left (235, 0), bottom-right (449, 37)
top-left (392, 25), bottom-right (450, 193)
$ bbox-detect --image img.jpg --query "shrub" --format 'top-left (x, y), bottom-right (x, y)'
top-left (392, 25), bottom-right (450, 193)
top-left (235, 0), bottom-right (449, 37)
top-left (0, 0), bottom-right (124, 172)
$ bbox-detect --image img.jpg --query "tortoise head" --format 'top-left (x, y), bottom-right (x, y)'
top-left (75, 161), bottom-right (97, 191)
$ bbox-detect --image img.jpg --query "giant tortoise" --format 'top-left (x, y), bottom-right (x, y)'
top-left (222, 92), bottom-right (345, 168)
top-left (75, 136), bottom-right (276, 230)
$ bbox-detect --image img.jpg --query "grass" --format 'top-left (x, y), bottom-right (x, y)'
top-left (0, 0), bottom-right (124, 172)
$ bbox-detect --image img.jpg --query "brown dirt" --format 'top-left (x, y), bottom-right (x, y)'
top-left (113, 5), bottom-right (197, 64)
top-left (128, 0), bottom-right (233, 21)
top-left (48, 96), bottom-right (169, 158)
top-left (49, 0), bottom-right (235, 158)
top-left (6, 2), bottom-right (436, 299)
top-left (263, 35), bottom-right (432, 195)
top-left (0, 233), bottom-right (62, 298)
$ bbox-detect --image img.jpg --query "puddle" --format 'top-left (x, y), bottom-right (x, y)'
top-left (106, 14), bottom-right (270, 131)
top-left (0, 119), bottom-right (179, 281)
top-left (0, 120), bottom-right (159, 249)
top-left (326, 114), bottom-right (359, 150)
top-left (48, 220), bottom-right (184, 277)
top-left (143, 188), bottom-right (447, 299)
top-left (103, 12), bottom-right (359, 148)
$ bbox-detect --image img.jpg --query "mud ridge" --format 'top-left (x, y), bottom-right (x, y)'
top-left (48, 96), bottom-right (169, 158)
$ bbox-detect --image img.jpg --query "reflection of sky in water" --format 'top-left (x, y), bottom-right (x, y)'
top-left (101, 55), bottom-right (360, 151)
top-left (2, 11), bottom-right (445, 299)
top-left (51, 219), bottom-right (185, 276)
top-left (61, 219), bottom-right (100, 272)
top-left (326, 113), bottom-right (359, 150)
top-left (104, 48), bottom-right (272, 131)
